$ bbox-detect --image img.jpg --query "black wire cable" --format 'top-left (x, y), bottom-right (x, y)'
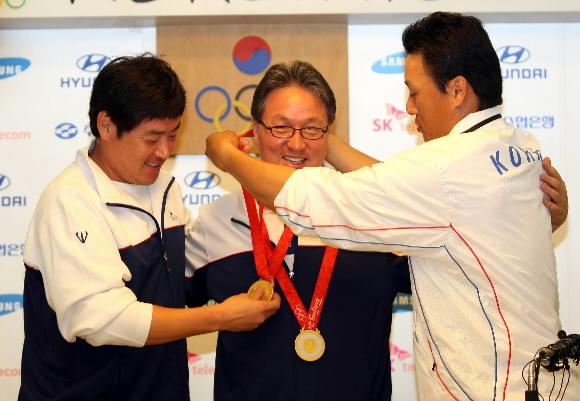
top-left (553, 368), bottom-right (565, 401)
top-left (549, 370), bottom-right (556, 401)
top-left (554, 367), bottom-right (570, 401)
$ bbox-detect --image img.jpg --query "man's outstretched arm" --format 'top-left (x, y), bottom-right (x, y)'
top-left (326, 134), bottom-right (379, 172)
top-left (326, 137), bottom-right (569, 231)
top-left (146, 289), bottom-right (280, 345)
top-left (206, 131), bottom-right (294, 210)
top-left (208, 132), bottom-right (569, 232)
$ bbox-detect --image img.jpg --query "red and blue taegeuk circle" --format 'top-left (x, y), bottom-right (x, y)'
top-left (232, 36), bottom-right (271, 75)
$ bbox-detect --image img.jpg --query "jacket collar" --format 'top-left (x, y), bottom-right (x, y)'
top-left (448, 106), bottom-right (503, 136)
top-left (75, 145), bottom-right (174, 209)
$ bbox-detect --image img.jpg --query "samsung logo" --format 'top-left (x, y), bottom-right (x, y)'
top-left (372, 51), bottom-right (406, 74)
top-left (0, 294), bottom-right (23, 317)
top-left (55, 122), bottom-right (78, 140)
top-left (0, 57), bottom-right (30, 80)
top-left (0, 174), bottom-right (10, 191)
top-left (76, 54), bottom-right (109, 73)
top-left (184, 171), bottom-right (221, 190)
top-left (496, 45), bottom-right (531, 64)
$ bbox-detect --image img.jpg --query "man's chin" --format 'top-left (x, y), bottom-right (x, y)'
top-left (137, 173), bottom-right (160, 186)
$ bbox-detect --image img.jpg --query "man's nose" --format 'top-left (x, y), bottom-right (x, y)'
top-left (406, 97), bottom-right (417, 115)
top-left (287, 130), bottom-right (306, 150)
top-left (155, 137), bottom-right (172, 159)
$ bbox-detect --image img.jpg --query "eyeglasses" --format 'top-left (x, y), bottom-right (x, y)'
top-left (258, 119), bottom-right (328, 140)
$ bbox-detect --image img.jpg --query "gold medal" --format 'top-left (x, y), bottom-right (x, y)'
top-left (294, 329), bottom-right (325, 362)
top-left (248, 279), bottom-right (274, 301)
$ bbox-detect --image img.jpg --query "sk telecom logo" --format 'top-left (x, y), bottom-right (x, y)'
top-left (390, 343), bottom-right (413, 372)
top-left (372, 51), bottom-right (406, 74)
top-left (188, 351), bottom-right (215, 375)
top-left (76, 54), bottom-right (109, 73)
top-left (0, 58), bottom-right (30, 80)
top-left (184, 171), bottom-right (221, 190)
top-left (0, 174), bottom-right (10, 191)
top-left (496, 45), bottom-right (531, 64)
top-left (188, 352), bottom-right (201, 364)
top-left (372, 103), bottom-right (415, 133)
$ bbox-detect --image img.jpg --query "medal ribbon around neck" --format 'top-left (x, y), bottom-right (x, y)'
top-left (242, 188), bottom-right (338, 331)
top-left (242, 188), bottom-right (294, 281)
top-left (238, 129), bottom-right (294, 282)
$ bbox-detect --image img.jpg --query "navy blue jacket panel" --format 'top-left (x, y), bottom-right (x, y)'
top-left (193, 247), bottom-right (411, 401)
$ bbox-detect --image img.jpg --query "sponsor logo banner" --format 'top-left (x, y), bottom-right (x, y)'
top-left (0, 294), bottom-right (23, 317)
top-left (0, 57), bottom-right (30, 80)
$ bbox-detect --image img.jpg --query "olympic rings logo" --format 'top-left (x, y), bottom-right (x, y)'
top-left (0, 0), bottom-right (26, 9)
top-left (194, 84), bottom-right (256, 133)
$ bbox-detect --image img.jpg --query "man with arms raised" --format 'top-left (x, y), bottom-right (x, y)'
top-left (206, 13), bottom-right (574, 401)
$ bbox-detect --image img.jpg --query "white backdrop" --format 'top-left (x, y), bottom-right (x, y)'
top-left (1, 21), bottom-right (580, 401)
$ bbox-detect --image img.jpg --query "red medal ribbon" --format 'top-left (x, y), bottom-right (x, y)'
top-left (242, 188), bottom-right (293, 280)
top-left (242, 188), bottom-right (338, 331)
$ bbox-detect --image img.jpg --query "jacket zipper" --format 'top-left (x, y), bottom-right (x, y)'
top-left (106, 177), bottom-right (175, 272)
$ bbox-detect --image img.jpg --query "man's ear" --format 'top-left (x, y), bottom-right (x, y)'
top-left (446, 75), bottom-right (469, 107)
top-left (96, 111), bottom-right (116, 140)
top-left (251, 119), bottom-right (259, 137)
top-left (251, 119), bottom-right (261, 146)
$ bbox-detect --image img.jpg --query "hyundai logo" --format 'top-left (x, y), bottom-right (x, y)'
top-left (496, 45), bottom-right (531, 64)
top-left (184, 171), bottom-right (221, 190)
top-left (0, 57), bottom-right (31, 80)
top-left (372, 51), bottom-right (406, 74)
top-left (55, 122), bottom-right (78, 139)
top-left (0, 174), bottom-right (11, 191)
top-left (76, 54), bottom-right (109, 73)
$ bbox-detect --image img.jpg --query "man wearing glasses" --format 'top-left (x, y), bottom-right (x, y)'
top-left (188, 60), bottom-right (412, 401)
top-left (205, 12), bottom-right (574, 401)
top-left (194, 59), bottom-right (567, 401)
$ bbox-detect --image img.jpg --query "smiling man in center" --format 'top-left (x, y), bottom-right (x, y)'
top-left (189, 60), bottom-right (412, 401)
